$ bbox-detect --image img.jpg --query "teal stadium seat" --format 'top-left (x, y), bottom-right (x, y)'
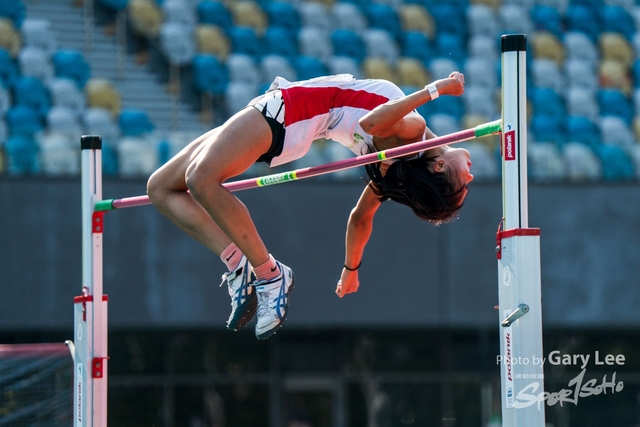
top-left (565, 115), bottom-right (600, 147)
top-left (530, 114), bottom-right (565, 143)
top-left (263, 2), bottom-right (301, 33)
top-left (601, 5), bottom-right (635, 41)
top-left (227, 26), bottom-right (263, 59)
top-left (192, 54), bottom-right (229, 95)
top-left (118, 109), bottom-right (154, 137)
top-left (293, 55), bottom-right (327, 81)
top-left (52, 50), bottom-right (91, 89)
top-left (12, 76), bottom-right (50, 120)
top-left (364, 3), bottom-right (402, 41)
top-left (331, 29), bottom-right (366, 64)
top-left (0, 0), bottom-right (25, 28)
top-left (263, 26), bottom-right (298, 60)
top-left (434, 33), bottom-right (466, 65)
top-left (530, 5), bottom-right (562, 39)
top-left (565, 5), bottom-right (601, 42)
top-left (6, 105), bottom-right (43, 136)
top-left (429, 4), bottom-right (467, 38)
top-left (196, 1), bottom-right (233, 30)
top-left (401, 31), bottom-right (433, 65)
top-left (6, 133), bottom-right (38, 174)
top-left (597, 89), bottom-right (634, 125)
top-left (593, 144), bottom-right (636, 181)
top-left (530, 87), bottom-right (566, 118)
top-left (0, 48), bottom-right (18, 88)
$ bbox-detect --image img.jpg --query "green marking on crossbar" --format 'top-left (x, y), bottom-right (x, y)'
top-left (95, 200), bottom-right (115, 211)
top-left (256, 171), bottom-right (298, 187)
top-left (474, 119), bottom-right (502, 138)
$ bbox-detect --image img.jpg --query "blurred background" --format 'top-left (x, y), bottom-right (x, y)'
top-left (1, 0), bottom-right (640, 426)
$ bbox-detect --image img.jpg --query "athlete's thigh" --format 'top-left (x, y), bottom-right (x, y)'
top-left (188, 107), bottom-right (273, 185)
top-left (149, 127), bottom-right (220, 191)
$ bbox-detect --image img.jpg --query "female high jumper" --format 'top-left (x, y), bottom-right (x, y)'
top-left (147, 71), bottom-right (472, 340)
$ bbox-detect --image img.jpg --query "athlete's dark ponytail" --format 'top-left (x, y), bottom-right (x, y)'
top-left (364, 154), bottom-right (467, 225)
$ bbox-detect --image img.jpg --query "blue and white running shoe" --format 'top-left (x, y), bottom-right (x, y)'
top-left (220, 256), bottom-right (257, 331)
top-left (252, 261), bottom-right (295, 340)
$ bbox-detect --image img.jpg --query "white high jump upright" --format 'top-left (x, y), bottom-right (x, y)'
top-left (71, 135), bottom-right (109, 427)
top-left (497, 34), bottom-right (546, 425)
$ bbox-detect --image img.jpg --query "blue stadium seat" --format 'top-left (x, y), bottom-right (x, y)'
top-left (12, 76), bottom-right (50, 120)
top-left (592, 144), bottom-right (636, 181)
top-left (530, 114), bottom-right (565, 143)
top-left (192, 54), bottom-right (229, 95)
top-left (565, 115), bottom-right (600, 147)
top-left (530, 5), bottom-right (562, 39)
top-left (52, 50), bottom-right (91, 89)
top-left (227, 26), bottom-right (263, 58)
top-left (118, 109), bottom-right (154, 137)
top-left (263, 26), bottom-right (298, 59)
top-left (6, 133), bottom-right (38, 174)
top-left (530, 87), bottom-right (565, 118)
top-left (97, 0), bottom-right (128, 12)
top-left (597, 89), bottom-right (634, 125)
top-left (0, 0), bottom-right (25, 28)
top-left (434, 32), bottom-right (466, 65)
top-left (263, 2), bottom-right (301, 32)
top-left (102, 140), bottom-right (119, 176)
top-left (418, 96), bottom-right (464, 121)
top-left (632, 59), bottom-right (640, 88)
top-left (0, 48), bottom-right (18, 88)
top-left (569, 0), bottom-right (603, 7)
top-left (429, 4), bottom-right (467, 37)
top-left (401, 31), bottom-right (433, 64)
top-left (564, 5), bottom-right (600, 42)
top-left (364, 3), bottom-right (402, 40)
top-left (293, 55), bottom-right (327, 81)
top-left (196, 0), bottom-right (232, 30)
top-left (5, 105), bottom-right (44, 136)
top-left (330, 29), bottom-right (366, 63)
top-left (601, 5), bottom-right (635, 41)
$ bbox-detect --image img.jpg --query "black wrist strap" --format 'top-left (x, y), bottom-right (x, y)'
top-left (344, 262), bottom-right (361, 271)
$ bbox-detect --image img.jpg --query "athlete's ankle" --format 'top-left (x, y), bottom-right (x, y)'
top-left (221, 243), bottom-right (244, 271)
top-left (253, 255), bottom-right (280, 281)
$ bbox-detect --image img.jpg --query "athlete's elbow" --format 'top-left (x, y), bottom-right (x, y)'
top-left (358, 116), bottom-right (378, 135)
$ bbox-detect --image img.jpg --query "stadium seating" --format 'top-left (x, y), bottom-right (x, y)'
top-left (18, 46), bottom-right (53, 81)
top-left (52, 50), bottom-right (90, 88)
top-left (191, 54), bottom-right (229, 95)
top-left (3, 0), bottom-right (640, 182)
top-left (195, 25), bottom-right (230, 59)
top-left (331, 29), bottom-right (366, 64)
top-left (263, 2), bottom-right (301, 33)
top-left (6, 133), bottom-right (38, 174)
top-left (227, 53), bottom-right (260, 85)
top-left (298, 27), bottom-right (332, 63)
top-left (197, 1), bottom-right (233, 30)
top-left (293, 55), bottom-right (328, 81)
top-left (260, 54), bottom-right (297, 84)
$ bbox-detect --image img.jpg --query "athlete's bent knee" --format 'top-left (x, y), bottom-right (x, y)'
top-left (185, 162), bottom-right (222, 200)
top-left (147, 170), bottom-right (166, 207)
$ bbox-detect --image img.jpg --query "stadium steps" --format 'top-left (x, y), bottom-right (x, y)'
top-left (24, 0), bottom-right (207, 134)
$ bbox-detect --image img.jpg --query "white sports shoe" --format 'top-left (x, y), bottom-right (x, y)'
top-left (252, 261), bottom-right (295, 340)
top-left (220, 256), bottom-right (257, 331)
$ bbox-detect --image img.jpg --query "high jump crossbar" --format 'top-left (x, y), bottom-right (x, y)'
top-left (71, 33), bottom-right (543, 427)
top-left (94, 119), bottom-right (501, 212)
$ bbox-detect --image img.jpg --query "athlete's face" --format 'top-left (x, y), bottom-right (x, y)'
top-left (432, 146), bottom-right (474, 188)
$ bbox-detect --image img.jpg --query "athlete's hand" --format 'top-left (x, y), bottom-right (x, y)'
top-left (435, 71), bottom-right (465, 97)
top-left (336, 268), bottom-right (360, 298)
